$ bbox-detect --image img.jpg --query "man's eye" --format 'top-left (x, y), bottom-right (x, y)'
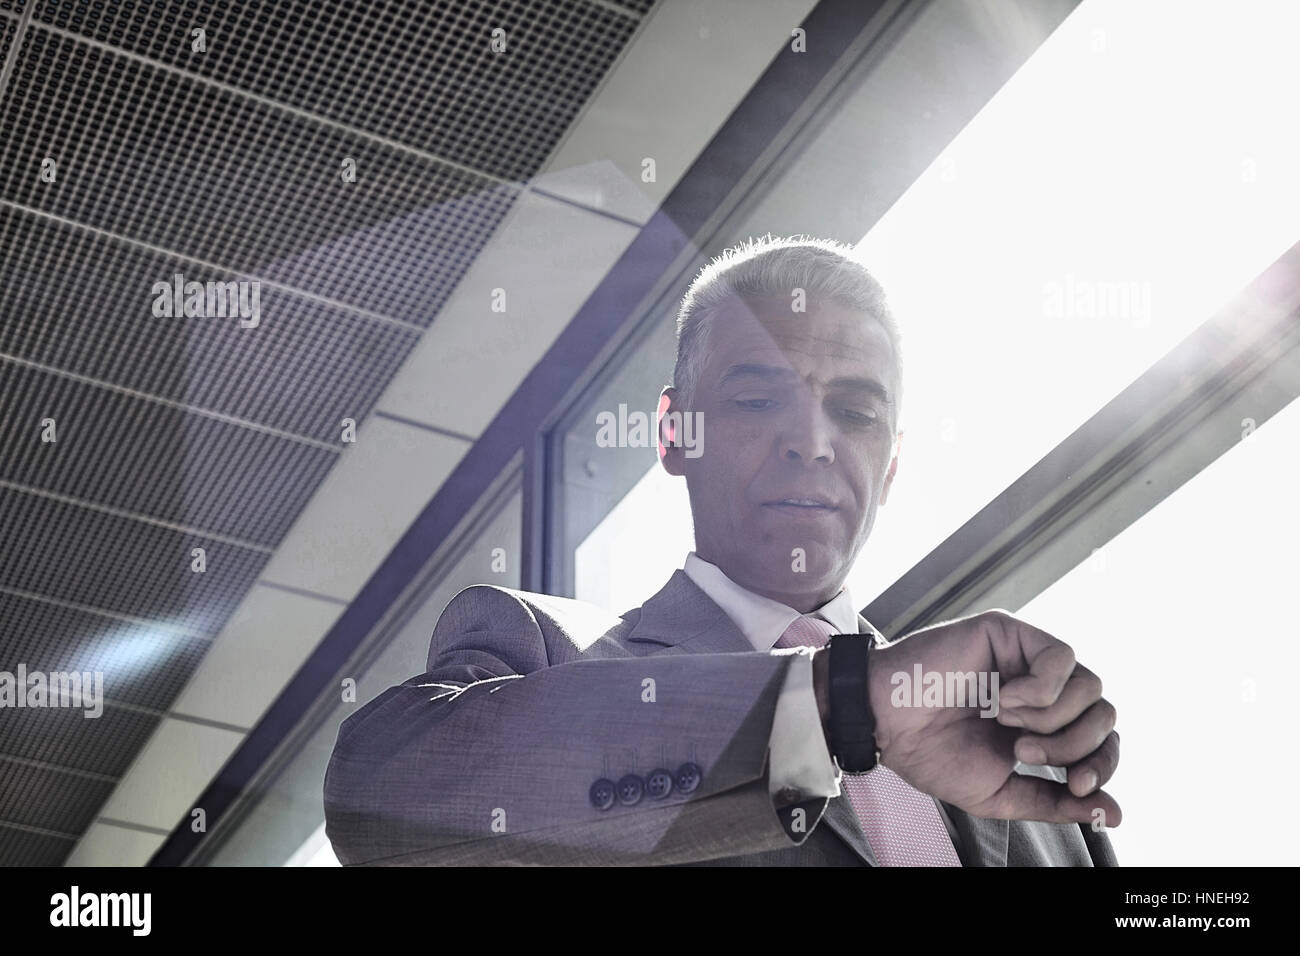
top-left (736, 399), bottom-right (775, 410)
top-left (840, 409), bottom-right (880, 425)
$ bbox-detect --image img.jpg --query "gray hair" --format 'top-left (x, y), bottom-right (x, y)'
top-left (672, 234), bottom-right (903, 426)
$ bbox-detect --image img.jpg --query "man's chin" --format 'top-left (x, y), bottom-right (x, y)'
top-left (726, 553), bottom-right (846, 602)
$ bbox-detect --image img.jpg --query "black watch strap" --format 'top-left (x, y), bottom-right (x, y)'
top-left (827, 633), bottom-right (880, 772)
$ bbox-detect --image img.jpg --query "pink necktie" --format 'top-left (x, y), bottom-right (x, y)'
top-left (775, 614), bottom-right (962, 866)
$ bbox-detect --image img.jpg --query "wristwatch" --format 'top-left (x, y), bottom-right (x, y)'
top-left (827, 633), bottom-right (880, 772)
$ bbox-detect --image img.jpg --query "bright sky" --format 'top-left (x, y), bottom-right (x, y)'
top-left (849, 0), bottom-right (1300, 603)
top-left (1020, 388), bottom-right (1300, 865)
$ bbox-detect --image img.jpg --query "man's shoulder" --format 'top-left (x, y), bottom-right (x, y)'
top-left (443, 582), bottom-right (639, 626)
top-left (435, 582), bottom-right (647, 656)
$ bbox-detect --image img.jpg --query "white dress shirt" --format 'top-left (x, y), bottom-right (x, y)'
top-left (682, 552), bottom-right (850, 806)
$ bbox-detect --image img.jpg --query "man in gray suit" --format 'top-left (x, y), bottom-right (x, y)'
top-left (324, 236), bottom-right (1121, 866)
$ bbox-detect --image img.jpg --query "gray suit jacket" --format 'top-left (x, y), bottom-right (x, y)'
top-left (323, 570), bottom-right (1118, 866)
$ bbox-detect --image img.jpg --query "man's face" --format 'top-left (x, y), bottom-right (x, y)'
top-left (661, 295), bottom-right (902, 610)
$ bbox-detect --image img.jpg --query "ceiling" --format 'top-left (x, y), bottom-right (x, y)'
top-left (0, 0), bottom-right (665, 866)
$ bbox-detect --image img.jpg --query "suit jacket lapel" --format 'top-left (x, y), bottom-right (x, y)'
top-left (624, 570), bottom-right (754, 655)
top-left (820, 792), bottom-right (876, 864)
top-left (940, 803), bottom-right (1009, 866)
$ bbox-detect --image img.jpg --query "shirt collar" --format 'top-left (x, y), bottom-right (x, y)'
top-left (682, 551), bottom-right (859, 651)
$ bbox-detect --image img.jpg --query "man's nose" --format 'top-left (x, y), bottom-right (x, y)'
top-left (779, 403), bottom-right (835, 464)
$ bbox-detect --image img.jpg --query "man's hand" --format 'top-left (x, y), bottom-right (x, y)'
top-left (823, 609), bottom-right (1121, 828)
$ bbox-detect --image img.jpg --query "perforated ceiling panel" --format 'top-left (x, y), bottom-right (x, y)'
top-left (0, 0), bottom-right (655, 865)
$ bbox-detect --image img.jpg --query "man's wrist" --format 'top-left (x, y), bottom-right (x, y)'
top-left (813, 641), bottom-right (891, 762)
top-left (831, 635), bottom-right (878, 771)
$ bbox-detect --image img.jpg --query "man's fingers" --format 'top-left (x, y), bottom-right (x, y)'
top-left (992, 771), bottom-right (1123, 828)
top-left (997, 643), bottom-right (1076, 709)
top-left (985, 612), bottom-right (1076, 709)
top-left (1012, 698), bottom-right (1118, 769)
top-left (1066, 729), bottom-right (1120, 797)
top-left (997, 664), bottom-right (1103, 733)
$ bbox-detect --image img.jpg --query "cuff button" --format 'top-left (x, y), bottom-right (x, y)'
top-left (616, 773), bottom-right (644, 805)
top-left (646, 768), bottom-right (674, 799)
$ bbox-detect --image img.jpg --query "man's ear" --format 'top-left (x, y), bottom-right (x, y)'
top-left (879, 428), bottom-right (903, 507)
top-left (658, 387), bottom-right (687, 477)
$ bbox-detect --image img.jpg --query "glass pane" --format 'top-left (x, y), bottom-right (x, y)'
top-left (574, 464), bottom-right (693, 613)
top-left (1017, 396), bottom-right (1300, 865)
top-left (848, 0), bottom-right (1300, 604)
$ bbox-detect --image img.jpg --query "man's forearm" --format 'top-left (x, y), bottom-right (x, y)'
top-left (326, 649), bottom-right (831, 865)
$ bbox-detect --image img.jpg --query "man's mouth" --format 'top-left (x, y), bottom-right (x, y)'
top-left (763, 497), bottom-right (839, 513)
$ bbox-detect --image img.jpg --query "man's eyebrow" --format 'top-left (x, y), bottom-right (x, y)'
top-left (717, 363), bottom-right (794, 386)
top-left (717, 363), bottom-right (894, 405)
top-left (826, 376), bottom-right (895, 406)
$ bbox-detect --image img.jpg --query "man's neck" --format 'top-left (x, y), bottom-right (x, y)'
top-left (703, 560), bottom-right (843, 613)
top-left (754, 588), bottom-right (838, 615)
